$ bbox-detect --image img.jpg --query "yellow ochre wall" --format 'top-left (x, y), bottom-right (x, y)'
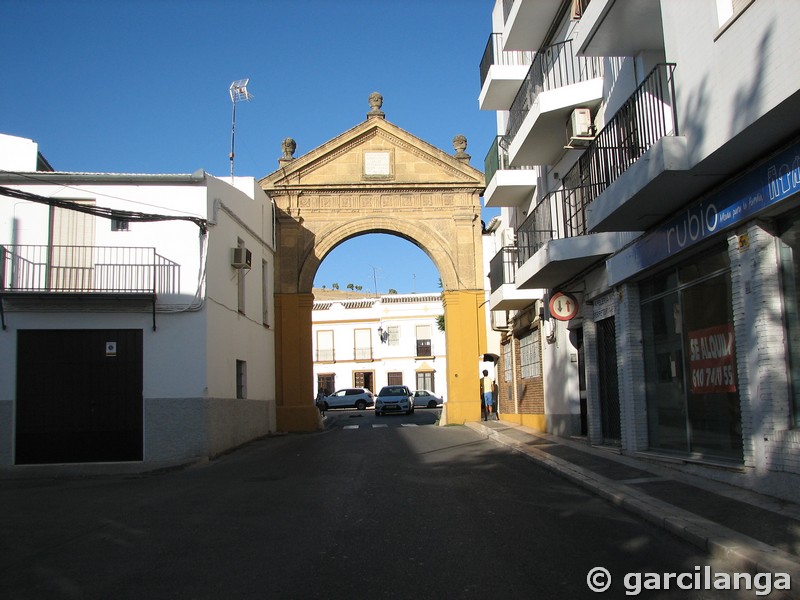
top-left (440, 290), bottom-right (487, 425)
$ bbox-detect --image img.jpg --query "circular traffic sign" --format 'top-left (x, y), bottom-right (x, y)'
top-left (548, 292), bottom-right (579, 321)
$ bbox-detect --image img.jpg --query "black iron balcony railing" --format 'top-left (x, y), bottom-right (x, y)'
top-left (507, 39), bottom-right (603, 142)
top-left (483, 135), bottom-right (536, 187)
top-left (561, 63), bottom-right (678, 235)
top-left (489, 246), bottom-right (519, 293)
top-left (0, 245), bottom-right (180, 295)
top-left (479, 33), bottom-right (535, 91)
top-left (516, 191), bottom-right (566, 265)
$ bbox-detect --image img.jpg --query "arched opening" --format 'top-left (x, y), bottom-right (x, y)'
top-left (311, 233), bottom-right (447, 407)
top-left (313, 233), bottom-right (441, 294)
top-left (261, 106), bottom-right (487, 432)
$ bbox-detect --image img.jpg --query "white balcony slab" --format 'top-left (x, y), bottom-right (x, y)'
top-left (484, 169), bottom-right (537, 208)
top-left (516, 232), bottom-right (640, 289)
top-left (585, 136), bottom-right (716, 232)
top-left (575, 0), bottom-right (664, 57)
top-left (508, 78), bottom-right (604, 167)
top-left (489, 283), bottom-right (538, 312)
top-left (503, 0), bottom-right (563, 51)
top-left (479, 64), bottom-right (529, 111)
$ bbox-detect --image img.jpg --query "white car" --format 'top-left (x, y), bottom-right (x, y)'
top-left (317, 388), bottom-right (374, 411)
top-left (375, 385), bottom-right (414, 416)
top-left (413, 390), bottom-right (443, 408)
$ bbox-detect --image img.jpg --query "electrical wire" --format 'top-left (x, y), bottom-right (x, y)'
top-left (0, 185), bottom-right (208, 233)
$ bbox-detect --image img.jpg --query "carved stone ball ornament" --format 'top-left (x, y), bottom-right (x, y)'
top-left (281, 137), bottom-right (297, 160)
top-left (367, 91), bottom-right (385, 118)
top-left (453, 134), bottom-right (470, 160)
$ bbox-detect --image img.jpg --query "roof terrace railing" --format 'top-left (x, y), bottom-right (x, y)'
top-left (0, 245), bottom-right (180, 295)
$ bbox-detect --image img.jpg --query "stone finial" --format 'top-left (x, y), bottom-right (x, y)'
top-left (279, 137), bottom-right (296, 167)
top-left (367, 91), bottom-right (385, 119)
top-left (453, 134), bottom-right (470, 162)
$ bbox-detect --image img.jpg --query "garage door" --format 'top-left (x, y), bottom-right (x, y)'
top-left (16, 329), bottom-right (143, 464)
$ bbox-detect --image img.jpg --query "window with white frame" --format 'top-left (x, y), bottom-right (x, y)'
top-left (503, 341), bottom-right (512, 383)
top-left (237, 238), bottom-right (246, 314)
top-left (387, 325), bottom-right (400, 346)
top-left (317, 330), bottom-right (334, 362)
top-left (416, 371), bottom-right (434, 392)
top-left (354, 328), bottom-right (372, 360)
top-left (520, 329), bottom-right (541, 379)
top-left (261, 259), bottom-right (269, 326)
top-left (416, 324), bottom-right (432, 357)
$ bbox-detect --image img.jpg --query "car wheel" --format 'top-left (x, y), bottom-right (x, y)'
top-left (427, 401), bottom-right (437, 408)
top-left (355, 400), bottom-right (367, 410)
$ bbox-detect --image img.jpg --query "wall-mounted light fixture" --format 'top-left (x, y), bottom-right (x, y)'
top-left (377, 325), bottom-right (389, 344)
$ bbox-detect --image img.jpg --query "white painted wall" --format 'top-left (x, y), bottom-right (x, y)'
top-left (0, 136), bottom-right (277, 466)
top-left (661, 0), bottom-right (800, 167)
top-left (312, 294), bottom-right (447, 399)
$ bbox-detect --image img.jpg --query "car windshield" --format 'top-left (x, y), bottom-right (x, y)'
top-left (380, 387), bottom-right (406, 396)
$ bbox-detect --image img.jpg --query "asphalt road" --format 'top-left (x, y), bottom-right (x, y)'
top-left (0, 409), bottom-right (757, 599)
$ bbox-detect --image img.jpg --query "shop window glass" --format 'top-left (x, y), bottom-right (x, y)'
top-left (642, 245), bottom-right (743, 461)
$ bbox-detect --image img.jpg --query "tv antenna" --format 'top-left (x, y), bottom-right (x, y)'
top-left (229, 78), bottom-right (253, 180)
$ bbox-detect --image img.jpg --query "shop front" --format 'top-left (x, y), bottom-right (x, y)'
top-left (607, 138), bottom-right (800, 470)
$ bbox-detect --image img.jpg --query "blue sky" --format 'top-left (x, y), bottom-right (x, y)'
top-left (1, 0), bottom-right (498, 294)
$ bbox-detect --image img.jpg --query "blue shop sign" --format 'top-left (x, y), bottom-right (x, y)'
top-left (608, 141), bottom-right (800, 285)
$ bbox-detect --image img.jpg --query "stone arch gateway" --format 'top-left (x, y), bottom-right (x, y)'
top-left (260, 101), bottom-right (487, 431)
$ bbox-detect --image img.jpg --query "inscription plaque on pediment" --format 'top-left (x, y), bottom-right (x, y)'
top-left (363, 150), bottom-right (393, 180)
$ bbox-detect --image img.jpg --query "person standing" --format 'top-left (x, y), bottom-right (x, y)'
top-left (480, 369), bottom-right (496, 421)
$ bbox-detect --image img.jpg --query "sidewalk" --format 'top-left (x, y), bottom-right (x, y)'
top-left (468, 419), bottom-right (800, 588)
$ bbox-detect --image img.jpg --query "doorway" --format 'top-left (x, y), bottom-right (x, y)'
top-left (16, 329), bottom-right (143, 464)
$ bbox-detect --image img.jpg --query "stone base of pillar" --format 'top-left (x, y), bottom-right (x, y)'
top-left (277, 405), bottom-right (323, 432)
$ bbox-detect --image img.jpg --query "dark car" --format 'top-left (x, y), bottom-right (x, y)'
top-left (317, 388), bottom-right (374, 411)
top-left (375, 385), bottom-right (414, 416)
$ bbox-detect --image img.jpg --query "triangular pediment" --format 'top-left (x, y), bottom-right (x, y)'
top-left (260, 117), bottom-right (484, 190)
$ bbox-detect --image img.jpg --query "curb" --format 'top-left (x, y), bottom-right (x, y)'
top-left (468, 421), bottom-right (800, 595)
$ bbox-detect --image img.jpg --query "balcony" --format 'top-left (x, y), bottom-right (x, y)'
top-left (317, 348), bottom-right (335, 362)
top-left (1, 245), bottom-right (180, 295)
top-left (354, 346), bottom-right (373, 361)
top-left (483, 136), bottom-right (537, 208)
top-left (488, 246), bottom-right (539, 311)
top-left (574, 0), bottom-right (665, 57)
top-left (550, 64), bottom-right (694, 233)
top-left (479, 33), bottom-right (535, 111)
top-left (506, 40), bottom-right (605, 167)
top-left (502, 0), bottom-right (565, 52)
top-left (514, 192), bottom-right (639, 289)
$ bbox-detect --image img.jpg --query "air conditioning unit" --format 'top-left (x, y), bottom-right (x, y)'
top-left (231, 247), bottom-right (252, 269)
top-left (566, 108), bottom-right (594, 147)
top-left (501, 228), bottom-right (516, 247)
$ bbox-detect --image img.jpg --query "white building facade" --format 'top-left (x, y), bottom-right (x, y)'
top-left (0, 134), bottom-right (277, 469)
top-left (312, 292), bottom-right (447, 400)
top-left (479, 0), bottom-right (800, 500)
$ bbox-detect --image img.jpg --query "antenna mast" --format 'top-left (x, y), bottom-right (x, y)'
top-left (229, 79), bottom-right (253, 180)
